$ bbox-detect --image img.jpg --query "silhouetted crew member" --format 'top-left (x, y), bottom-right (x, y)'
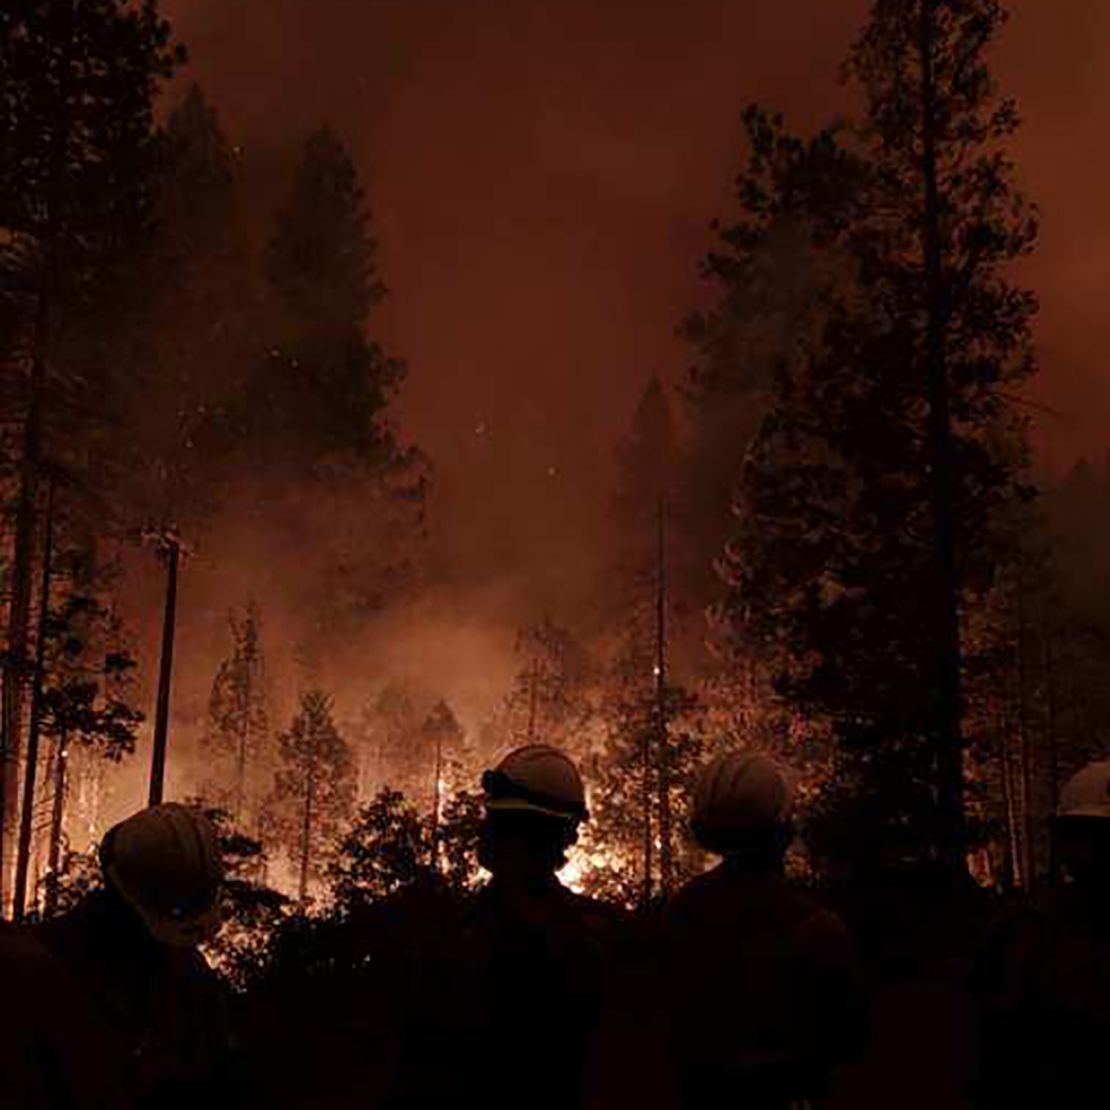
top-left (392, 744), bottom-right (629, 1110)
top-left (658, 752), bottom-right (863, 1110)
top-left (974, 760), bottom-right (1110, 1109)
top-left (0, 803), bottom-right (235, 1110)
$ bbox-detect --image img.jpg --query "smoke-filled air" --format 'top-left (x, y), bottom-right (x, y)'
top-left (4, 3), bottom-right (1110, 1108)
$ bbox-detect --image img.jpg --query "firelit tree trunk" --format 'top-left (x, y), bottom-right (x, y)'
top-left (1014, 581), bottom-right (1036, 889)
top-left (641, 722), bottom-right (653, 906)
top-left (13, 478), bottom-right (55, 920)
top-left (235, 656), bottom-right (251, 824)
top-left (997, 705), bottom-right (1020, 891)
top-left (1, 0), bottom-right (181, 911)
top-left (655, 496), bottom-right (673, 898)
top-left (0, 0), bottom-right (78, 918)
top-left (1, 248), bottom-right (54, 916)
top-left (298, 746), bottom-right (318, 905)
top-left (0, 363), bottom-right (43, 913)
top-left (1042, 624), bottom-right (1061, 882)
top-left (43, 728), bottom-right (69, 919)
top-left (430, 727), bottom-right (442, 873)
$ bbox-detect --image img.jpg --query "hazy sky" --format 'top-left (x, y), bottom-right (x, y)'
top-left (161, 0), bottom-right (1110, 608)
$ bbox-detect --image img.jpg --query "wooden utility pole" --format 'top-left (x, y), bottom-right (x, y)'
top-left (13, 479), bottom-right (55, 921)
top-left (148, 531), bottom-right (180, 806)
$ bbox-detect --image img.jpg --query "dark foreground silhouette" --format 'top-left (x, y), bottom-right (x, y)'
top-left (6, 757), bottom-right (1110, 1110)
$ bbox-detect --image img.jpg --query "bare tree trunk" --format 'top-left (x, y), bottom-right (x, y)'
top-left (1042, 618), bottom-right (1061, 883)
top-left (526, 656), bottom-right (539, 745)
top-left (43, 727), bottom-right (68, 918)
top-left (1, 0), bottom-right (76, 919)
top-left (918, 0), bottom-right (967, 876)
top-left (298, 747), bottom-right (317, 905)
top-left (0, 368), bottom-right (43, 915)
top-left (234, 652), bottom-right (250, 824)
top-left (254, 811), bottom-right (268, 886)
top-left (1014, 584), bottom-right (1035, 889)
top-left (641, 723), bottom-right (653, 906)
top-left (13, 479), bottom-right (55, 920)
top-left (655, 496), bottom-right (673, 897)
top-left (431, 727), bottom-right (442, 872)
top-left (998, 708), bottom-right (1020, 891)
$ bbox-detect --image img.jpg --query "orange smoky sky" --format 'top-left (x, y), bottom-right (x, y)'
top-left (161, 0), bottom-right (1110, 612)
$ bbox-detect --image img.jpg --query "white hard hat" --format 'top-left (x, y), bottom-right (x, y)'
top-left (100, 803), bottom-right (224, 948)
top-left (1058, 760), bottom-right (1110, 820)
top-left (482, 745), bottom-right (588, 822)
top-left (691, 751), bottom-right (794, 852)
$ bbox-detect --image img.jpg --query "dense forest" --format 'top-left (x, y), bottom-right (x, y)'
top-left (3, 0), bottom-right (1109, 963)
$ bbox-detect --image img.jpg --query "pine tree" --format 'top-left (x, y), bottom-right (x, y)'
top-left (587, 605), bottom-right (706, 907)
top-left (201, 604), bottom-right (271, 829)
top-left (328, 786), bottom-right (482, 909)
top-left (501, 617), bottom-right (594, 753)
top-left (0, 0), bottom-right (180, 910)
top-left (706, 0), bottom-right (1036, 875)
top-left (240, 126), bottom-right (402, 473)
top-left (265, 691), bottom-right (356, 904)
top-left (613, 378), bottom-right (679, 570)
top-left (192, 805), bottom-right (289, 991)
top-left (113, 81), bottom-right (253, 528)
top-left (589, 376), bottom-right (702, 902)
top-left (368, 680), bottom-right (428, 799)
top-left (955, 461), bottom-right (1110, 890)
top-left (230, 126), bottom-right (427, 656)
top-left (420, 700), bottom-right (465, 855)
top-left (36, 587), bottom-right (144, 917)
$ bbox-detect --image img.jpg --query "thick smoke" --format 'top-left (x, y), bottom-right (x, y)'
top-left (77, 0), bottom-right (1110, 842)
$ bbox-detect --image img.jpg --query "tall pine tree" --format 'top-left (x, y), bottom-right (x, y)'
top-left (230, 126), bottom-right (427, 659)
top-left (113, 81), bottom-right (253, 530)
top-left (201, 604), bottom-right (271, 830)
top-left (501, 617), bottom-right (594, 753)
top-left (590, 377), bottom-right (705, 902)
top-left (707, 0), bottom-right (1036, 875)
top-left (0, 0), bottom-right (181, 909)
top-left (241, 126), bottom-right (402, 474)
top-left (265, 690), bottom-right (356, 904)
